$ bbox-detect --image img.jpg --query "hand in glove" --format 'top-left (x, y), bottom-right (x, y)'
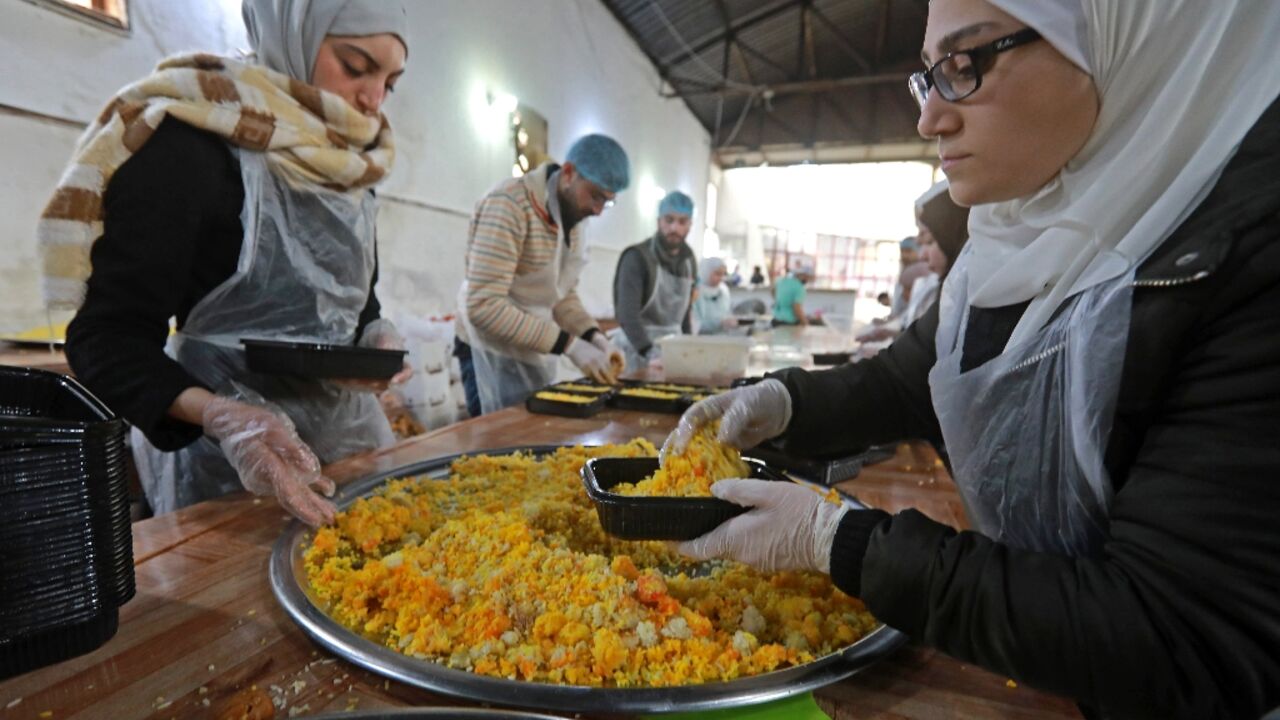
top-left (335, 319), bottom-right (413, 393)
top-left (565, 337), bottom-right (618, 384)
top-left (589, 333), bottom-right (625, 381)
top-left (202, 395), bottom-right (337, 527)
top-left (678, 479), bottom-right (848, 573)
top-left (660, 378), bottom-right (792, 464)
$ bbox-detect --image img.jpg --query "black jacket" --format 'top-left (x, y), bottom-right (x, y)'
top-left (65, 118), bottom-right (381, 451)
top-left (768, 100), bottom-right (1280, 719)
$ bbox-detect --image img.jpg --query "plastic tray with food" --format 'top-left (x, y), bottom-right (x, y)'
top-left (273, 442), bottom-right (905, 713)
top-left (607, 384), bottom-right (688, 413)
top-left (547, 379), bottom-right (618, 395)
top-left (241, 338), bottom-right (407, 380)
top-left (525, 389), bottom-right (611, 418)
top-left (583, 456), bottom-right (798, 540)
top-left (676, 385), bottom-right (730, 409)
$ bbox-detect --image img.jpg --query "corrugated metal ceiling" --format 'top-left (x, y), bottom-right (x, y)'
top-left (600, 0), bottom-right (932, 166)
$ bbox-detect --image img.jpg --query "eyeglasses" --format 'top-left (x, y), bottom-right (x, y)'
top-left (588, 185), bottom-right (616, 211)
top-left (908, 28), bottom-right (1043, 109)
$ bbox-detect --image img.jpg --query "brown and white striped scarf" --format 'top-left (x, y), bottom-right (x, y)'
top-left (38, 52), bottom-right (396, 309)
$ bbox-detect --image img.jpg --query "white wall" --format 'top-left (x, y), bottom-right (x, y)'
top-left (0, 0), bottom-right (249, 333)
top-left (0, 0), bottom-right (711, 332)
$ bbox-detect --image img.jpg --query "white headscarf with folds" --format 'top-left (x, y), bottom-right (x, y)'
top-left (963, 0), bottom-right (1280, 349)
top-left (242, 0), bottom-right (409, 83)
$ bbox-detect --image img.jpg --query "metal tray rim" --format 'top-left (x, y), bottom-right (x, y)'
top-left (270, 446), bottom-right (906, 715)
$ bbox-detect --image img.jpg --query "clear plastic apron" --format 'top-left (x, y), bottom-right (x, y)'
top-left (456, 223), bottom-right (589, 415)
top-left (132, 150), bottom-right (393, 514)
top-left (610, 261), bottom-right (694, 373)
top-left (927, 248), bottom-right (1131, 555)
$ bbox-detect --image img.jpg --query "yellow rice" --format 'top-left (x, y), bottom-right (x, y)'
top-left (533, 392), bottom-right (597, 404)
top-left (553, 384), bottom-right (612, 394)
top-left (304, 441), bottom-right (876, 688)
top-left (618, 388), bottom-right (683, 400)
top-left (613, 423), bottom-right (749, 498)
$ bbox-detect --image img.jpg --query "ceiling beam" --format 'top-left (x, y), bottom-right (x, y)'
top-left (801, 1), bottom-right (818, 79)
top-left (732, 40), bottom-right (758, 86)
top-left (736, 39), bottom-right (794, 79)
top-left (818, 91), bottom-right (865, 141)
top-left (663, 72), bottom-right (906, 99)
top-left (874, 0), bottom-right (892, 68)
top-left (712, 0), bottom-right (733, 145)
top-left (764, 109), bottom-right (816, 146)
top-left (657, 0), bottom-right (801, 71)
top-left (810, 5), bottom-right (873, 73)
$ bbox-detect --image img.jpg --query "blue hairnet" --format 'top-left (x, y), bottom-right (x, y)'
top-left (900, 236), bottom-right (919, 251)
top-left (658, 190), bottom-right (694, 217)
top-left (565, 134), bottom-right (630, 193)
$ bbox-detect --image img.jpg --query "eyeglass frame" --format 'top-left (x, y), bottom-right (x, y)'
top-left (908, 27), bottom-right (1043, 109)
top-left (585, 183), bottom-right (616, 211)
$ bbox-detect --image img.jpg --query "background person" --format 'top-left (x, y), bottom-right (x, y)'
top-left (885, 237), bottom-right (931, 323)
top-left (860, 180), bottom-right (969, 341)
top-left (771, 260), bottom-right (813, 327)
top-left (52, 0), bottom-right (413, 525)
top-left (610, 190), bottom-right (698, 372)
top-left (664, 1), bottom-right (1280, 717)
top-left (454, 134), bottom-right (627, 416)
top-left (692, 257), bottom-right (735, 335)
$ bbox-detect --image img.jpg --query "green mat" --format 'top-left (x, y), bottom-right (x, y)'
top-left (644, 692), bottom-right (829, 720)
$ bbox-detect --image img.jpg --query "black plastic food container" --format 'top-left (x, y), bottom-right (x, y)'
top-left (582, 456), bottom-right (789, 540)
top-left (0, 365), bottom-right (134, 679)
top-left (525, 389), bottom-right (612, 418)
top-left (241, 338), bottom-right (407, 379)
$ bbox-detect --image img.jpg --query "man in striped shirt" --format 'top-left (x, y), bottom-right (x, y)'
top-left (454, 134), bottom-right (629, 417)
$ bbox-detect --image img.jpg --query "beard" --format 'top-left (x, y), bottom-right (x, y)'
top-left (661, 231), bottom-right (688, 246)
top-left (557, 189), bottom-right (584, 232)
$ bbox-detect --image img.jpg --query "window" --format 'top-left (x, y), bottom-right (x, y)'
top-left (36, 0), bottom-right (128, 29)
top-left (761, 226), bottom-right (898, 298)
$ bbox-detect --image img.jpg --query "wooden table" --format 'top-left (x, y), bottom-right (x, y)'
top-left (0, 343), bottom-right (72, 377)
top-left (0, 400), bottom-right (1080, 720)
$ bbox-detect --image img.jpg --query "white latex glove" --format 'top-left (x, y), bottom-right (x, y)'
top-left (660, 378), bottom-right (792, 464)
top-left (565, 337), bottom-right (617, 384)
top-left (202, 395), bottom-right (337, 527)
top-left (589, 333), bottom-right (625, 380)
top-left (678, 479), bottom-right (849, 573)
top-left (335, 319), bottom-right (413, 393)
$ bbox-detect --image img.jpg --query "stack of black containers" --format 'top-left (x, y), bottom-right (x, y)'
top-left (0, 365), bottom-right (135, 679)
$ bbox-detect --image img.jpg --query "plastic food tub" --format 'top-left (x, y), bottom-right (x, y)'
top-left (582, 456), bottom-right (790, 541)
top-left (657, 335), bottom-right (752, 382)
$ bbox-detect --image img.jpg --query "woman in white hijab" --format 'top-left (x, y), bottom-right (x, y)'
top-left (56, 0), bottom-right (412, 526)
top-left (693, 257), bottom-right (735, 334)
top-left (662, 1), bottom-right (1280, 716)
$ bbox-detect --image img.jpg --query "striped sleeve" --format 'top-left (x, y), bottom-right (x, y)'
top-left (553, 288), bottom-right (598, 339)
top-left (463, 192), bottom-right (563, 353)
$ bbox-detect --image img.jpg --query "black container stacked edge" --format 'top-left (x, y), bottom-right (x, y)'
top-left (0, 365), bottom-right (135, 679)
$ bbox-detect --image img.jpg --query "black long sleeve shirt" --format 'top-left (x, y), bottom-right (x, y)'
top-left (65, 118), bottom-right (380, 451)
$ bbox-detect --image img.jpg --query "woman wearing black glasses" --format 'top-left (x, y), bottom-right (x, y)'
top-left (664, 1), bottom-right (1280, 717)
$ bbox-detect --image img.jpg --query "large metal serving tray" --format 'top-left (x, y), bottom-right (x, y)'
top-left (270, 446), bottom-right (905, 716)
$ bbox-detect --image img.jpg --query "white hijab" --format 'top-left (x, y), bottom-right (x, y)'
top-left (242, 0), bottom-right (409, 83)
top-left (965, 0), bottom-right (1280, 349)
